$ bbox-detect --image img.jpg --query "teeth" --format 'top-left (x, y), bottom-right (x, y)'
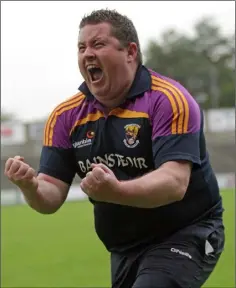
top-left (87, 64), bottom-right (99, 70)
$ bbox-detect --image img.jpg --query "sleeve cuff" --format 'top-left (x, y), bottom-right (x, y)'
top-left (38, 166), bottom-right (74, 185)
top-left (154, 152), bottom-right (201, 168)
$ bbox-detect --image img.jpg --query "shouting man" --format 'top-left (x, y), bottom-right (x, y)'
top-left (5, 9), bottom-right (224, 288)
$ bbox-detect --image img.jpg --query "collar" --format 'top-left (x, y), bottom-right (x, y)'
top-left (78, 65), bottom-right (151, 100)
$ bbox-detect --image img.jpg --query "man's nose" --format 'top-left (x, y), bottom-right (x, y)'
top-left (83, 47), bottom-right (96, 59)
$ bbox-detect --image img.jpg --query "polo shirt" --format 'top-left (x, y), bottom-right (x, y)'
top-left (39, 65), bottom-right (223, 252)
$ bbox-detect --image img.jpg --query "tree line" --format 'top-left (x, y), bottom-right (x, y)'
top-left (144, 17), bottom-right (235, 109)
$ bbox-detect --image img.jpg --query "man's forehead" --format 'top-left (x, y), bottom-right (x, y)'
top-left (79, 22), bottom-right (112, 42)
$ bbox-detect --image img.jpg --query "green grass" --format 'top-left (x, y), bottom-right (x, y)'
top-left (1, 190), bottom-right (235, 287)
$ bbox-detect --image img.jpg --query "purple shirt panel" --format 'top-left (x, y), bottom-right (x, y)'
top-left (149, 70), bottom-right (201, 139)
top-left (124, 92), bottom-right (150, 114)
top-left (48, 95), bottom-right (98, 148)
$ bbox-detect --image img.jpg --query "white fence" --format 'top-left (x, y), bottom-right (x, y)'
top-left (1, 184), bottom-right (87, 206)
top-left (206, 108), bottom-right (235, 132)
top-left (1, 173), bottom-right (235, 207)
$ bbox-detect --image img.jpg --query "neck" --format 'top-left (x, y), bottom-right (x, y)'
top-left (103, 81), bottom-right (132, 109)
top-left (97, 65), bottom-right (138, 110)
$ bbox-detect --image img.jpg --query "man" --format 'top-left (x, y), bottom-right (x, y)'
top-left (5, 9), bottom-right (224, 288)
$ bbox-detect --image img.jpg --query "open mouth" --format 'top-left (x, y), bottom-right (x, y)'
top-left (87, 65), bottom-right (103, 83)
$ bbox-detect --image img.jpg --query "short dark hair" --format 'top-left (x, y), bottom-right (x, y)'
top-left (79, 9), bottom-right (142, 64)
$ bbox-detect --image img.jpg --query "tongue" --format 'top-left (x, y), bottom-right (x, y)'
top-left (92, 69), bottom-right (103, 81)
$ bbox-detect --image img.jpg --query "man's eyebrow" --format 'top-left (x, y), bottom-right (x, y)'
top-left (78, 41), bottom-right (85, 46)
top-left (78, 37), bottom-right (107, 47)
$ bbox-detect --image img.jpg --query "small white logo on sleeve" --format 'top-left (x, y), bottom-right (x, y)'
top-left (170, 248), bottom-right (192, 259)
top-left (205, 240), bottom-right (214, 256)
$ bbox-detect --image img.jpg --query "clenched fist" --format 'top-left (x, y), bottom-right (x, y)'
top-left (4, 156), bottom-right (38, 192)
top-left (80, 163), bottom-right (122, 203)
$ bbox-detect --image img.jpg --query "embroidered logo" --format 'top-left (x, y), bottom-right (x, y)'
top-left (123, 124), bottom-right (141, 148)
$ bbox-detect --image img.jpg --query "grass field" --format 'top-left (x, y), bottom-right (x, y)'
top-left (1, 190), bottom-right (235, 287)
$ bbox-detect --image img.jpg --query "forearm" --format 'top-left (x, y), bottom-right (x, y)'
top-left (21, 179), bottom-right (67, 214)
top-left (118, 167), bottom-right (188, 208)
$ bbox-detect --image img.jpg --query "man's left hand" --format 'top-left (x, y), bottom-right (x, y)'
top-left (80, 163), bottom-right (122, 203)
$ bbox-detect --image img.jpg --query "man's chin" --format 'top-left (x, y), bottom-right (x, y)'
top-left (89, 85), bottom-right (107, 98)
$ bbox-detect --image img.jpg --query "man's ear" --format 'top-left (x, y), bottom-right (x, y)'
top-left (127, 42), bottom-right (138, 63)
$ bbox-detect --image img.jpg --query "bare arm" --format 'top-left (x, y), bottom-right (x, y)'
top-left (118, 161), bottom-right (191, 208)
top-left (4, 156), bottom-right (70, 214)
top-left (23, 173), bottom-right (70, 214)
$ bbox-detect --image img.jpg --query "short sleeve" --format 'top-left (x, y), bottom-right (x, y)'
top-left (150, 83), bottom-right (202, 169)
top-left (38, 107), bottom-right (76, 185)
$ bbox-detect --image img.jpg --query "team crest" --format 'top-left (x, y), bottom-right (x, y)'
top-left (123, 124), bottom-right (141, 148)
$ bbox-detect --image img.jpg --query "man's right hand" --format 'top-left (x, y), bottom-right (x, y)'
top-left (4, 156), bottom-right (38, 192)
top-left (4, 156), bottom-right (70, 214)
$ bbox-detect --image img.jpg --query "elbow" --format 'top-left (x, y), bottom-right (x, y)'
top-left (172, 177), bottom-right (189, 202)
top-left (35, 208), bottom-right (58, 215)
top-left (32, 206), bottom-right (59, 215)
top-left (174, 186), bottom-right (187, 202)
top-left (160, 160), bottom-right (192, 204)
top-left (27, 200), bottom-right (60, 215)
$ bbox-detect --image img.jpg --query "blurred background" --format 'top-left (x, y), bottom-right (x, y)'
top-left (1, 1), bottom-right (235, 287)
